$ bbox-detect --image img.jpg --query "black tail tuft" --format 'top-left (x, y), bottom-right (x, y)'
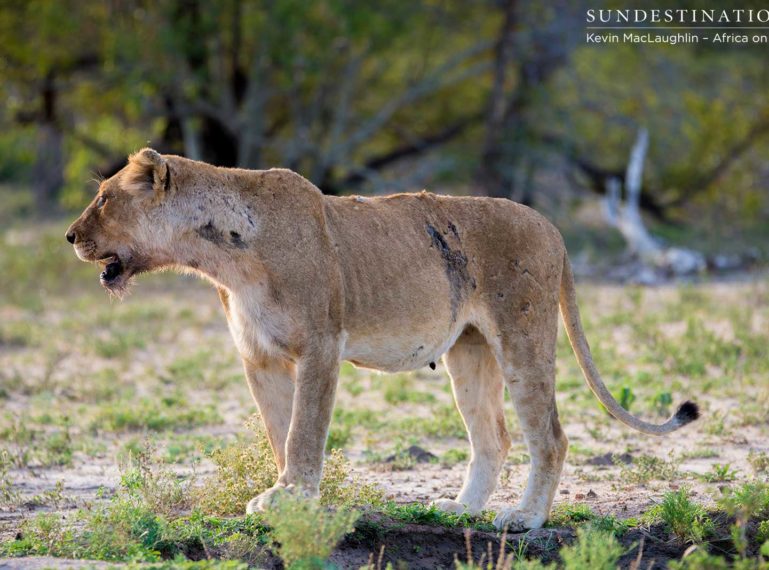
top-left (674, 401), bottom-right (700, 426)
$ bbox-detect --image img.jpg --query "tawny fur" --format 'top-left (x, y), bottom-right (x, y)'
top-left (66, 149), bottom-right (697, 530)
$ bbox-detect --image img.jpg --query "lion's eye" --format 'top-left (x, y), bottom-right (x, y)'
top-left (96, 195), bottom-right (107, 209)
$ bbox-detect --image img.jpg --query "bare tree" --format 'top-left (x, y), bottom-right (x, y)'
top-left (604, 128), bottom-right (705, 277)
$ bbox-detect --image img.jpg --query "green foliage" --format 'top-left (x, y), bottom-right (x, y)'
top-left (319, 449), bottom-right (385, 509)
top-left (757, 521), bottom-right (769, 544)
top-left (194, 417), bottom-right (278, 516)
top-left (0, 227), bottom-right (95, 310)
top-left (325, 425), bottom-right (352, 452)
top-left (717, 482), bottom-right (769, 521)
top-left (196, 416), bottom-right (383, 516)
top-left (667, 547), bottom-right (731, 570)
top-left (264, 493), bottom-right (358, 570)
top-left (441, 447), bottom-right (469, 467)
top-left (548, 503), bottom-right (631, 536)
top-left (700, 463), bottom-right (737, 483)
top-left (619, 454), bottom-right (680, 485)
top-left (91, 395), bottom-right (221, 433)
top-left (615, 386), bottom-right (636, 412)
top-left (748, 451), bottom-right (769, 475)
top-left (558, 527), bottom-right (626, 570)
top-left (548, 503), bottom-right (595, 526)
top-left (644, 488), bottom-right (713, 544)
top-left (382, 374), bottom-right (436, 405)
top-left (651, 391), bottom-right (673, 416)
top-left (396, 403), bottom-right (468, 439)
top-left (381, 502), bottom-right (496, 532)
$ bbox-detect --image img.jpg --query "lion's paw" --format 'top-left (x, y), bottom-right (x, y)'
top-left (493, 507), bottom-right (546, 532)
top-left (245, 484), bottom-right (293, 514)
top-left (433, 498), bottom-right (466, 515)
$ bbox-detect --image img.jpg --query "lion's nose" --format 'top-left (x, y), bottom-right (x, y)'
top-left (66, 230), bottom-right (77, 244)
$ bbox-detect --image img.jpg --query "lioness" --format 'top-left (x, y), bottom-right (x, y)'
top-left (66, 149), bottom-right (698, 530)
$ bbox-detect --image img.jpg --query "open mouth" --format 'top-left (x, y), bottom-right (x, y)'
top-left (97, 254), bottom-right (129, 290)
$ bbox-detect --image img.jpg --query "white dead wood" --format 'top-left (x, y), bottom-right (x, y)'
top-left (603, 127), bottom-right (705, 278)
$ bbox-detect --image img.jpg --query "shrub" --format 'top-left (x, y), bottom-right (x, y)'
top-left (645, 488), bottom-right (713, 544)
top-left (558, 527), bottom-right (626, 570)
top-left (196, 416), bottom-right (383, 516)
top-left (194, 419), bottom-right (277, 516)
top-left (718, 481), bottom-right (769, 521)
top-left (264, 493), bottom-right (359, 569)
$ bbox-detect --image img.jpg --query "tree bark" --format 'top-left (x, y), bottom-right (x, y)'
top-left (478, 0), bottom-right (517, 199)
top-left (32, 72), bottom-right (64, 214)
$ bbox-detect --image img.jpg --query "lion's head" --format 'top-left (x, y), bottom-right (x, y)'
top-left (66, 148), bottom-right (174, 294)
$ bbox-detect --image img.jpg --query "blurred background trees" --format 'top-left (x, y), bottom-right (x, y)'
top-left (1, 0), bottom-right (768, 257)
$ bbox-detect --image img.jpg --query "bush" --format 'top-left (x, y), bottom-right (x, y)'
top-left (196, 416), bottom-right (384, 516)
top-left (264, 493), bottom-right (359, 569)
top-left (645, 488), bottom-right (713, 544)
top-left (558, 527), bottom-right (626, 570)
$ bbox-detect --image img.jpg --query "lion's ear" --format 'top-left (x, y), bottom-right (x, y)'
top-left (123, 148), bottom-right (171, 197)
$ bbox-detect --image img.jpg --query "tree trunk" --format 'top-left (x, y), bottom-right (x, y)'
top-left (478, 0), bottom-right (517, 199)
top-left (32, 72), bottom-right (63, 214)
top-left (604, 128), bottom-right (706, 278)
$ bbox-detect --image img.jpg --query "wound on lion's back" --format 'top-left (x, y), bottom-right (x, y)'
top-left (425, 223), bottom-right (475, 323)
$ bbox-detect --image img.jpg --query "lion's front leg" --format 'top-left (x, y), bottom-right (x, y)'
top-left (247, 342), bottom-right (341, 513)
top-left (242, 356), bottom-right (295, 472)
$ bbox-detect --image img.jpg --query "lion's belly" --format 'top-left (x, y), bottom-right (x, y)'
top-left (341, 326), bottom-right (464, 373)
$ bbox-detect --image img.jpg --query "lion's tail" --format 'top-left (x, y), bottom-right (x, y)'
top-left (558, 254), bottom-right (699, 435)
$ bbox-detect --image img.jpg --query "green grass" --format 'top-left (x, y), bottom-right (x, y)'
top-left (90, 395), bottom-right (221, 433)
top-left (381, 502), bottom-right (497, 532)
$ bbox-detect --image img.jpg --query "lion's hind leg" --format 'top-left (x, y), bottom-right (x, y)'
top-left (493, 338), bottom-right (568, 531)
top-left (434, 326), bottom-right (511, 515)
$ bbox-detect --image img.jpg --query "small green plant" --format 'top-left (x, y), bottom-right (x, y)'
top-left (701, 463), bottom-right (737, 483)
top-left (0, 452), bottom-right (20, 506)
top-left (548, 503), bottom-right (630, 536)
top-left (667, 547), bottom-right (730, 570)
top-left (549, 503), bottom-right (595, 526)
top-left (703, 413), bottom-right (728, 436)
top-left (748, 451), bottom-right (769, 474)
top-left (455, 527), bottom-right (527, 569)
top-left (619, 454), bottom-right (680, 484)
top-left (558, 527), bottom-right (626, 570)
top-left (756, 520), bottom-right (769, 544)
top-left (264, 492), bottom-right (359, 569)
top-left (718, 481), bottom-right (769, 520)
top-left (319, 449), bottom-right (385, 509)
top-left (679, 448), bottom-right (719, 460)
top-left (616, 386), bottom-right (636, 412)
top-left (651, 391), bottom-right (673, 416)
top-left (119, 443), bottom-right (190, 517)
top-left (645, 488), bottom-right (713, 544)
top-left (396, 403), bottom-right (467, 438)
